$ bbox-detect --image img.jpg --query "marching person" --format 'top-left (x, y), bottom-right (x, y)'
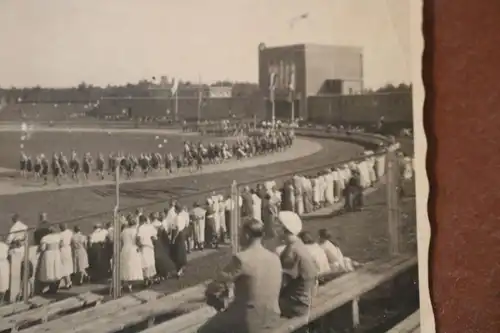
top-left (199, 217), bottom-right (282, 333)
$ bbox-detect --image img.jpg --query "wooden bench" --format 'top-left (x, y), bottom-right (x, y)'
top-left (151, 254), bottom-right (417, 333)
top-left (0, 292), bottom-right (103, 333)
top-left (68, 281), bottom-right (211, 333)
top-left (386, 310), bottom-right (420, 333)
top-left (21, 290), bottom-right (163, 333)
top-left (0, 297), bottom-right (52, 318)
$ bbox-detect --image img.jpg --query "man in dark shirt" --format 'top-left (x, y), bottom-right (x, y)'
top-left (34, 212), bottom-right (51, 246)
top-left (241, 186), bottom-right (253, 218)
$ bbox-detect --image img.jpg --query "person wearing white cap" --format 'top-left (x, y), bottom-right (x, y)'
top-left (200, 217), bottom-right (282, 333)
top-left (276, 211), bottom-right (318, 318)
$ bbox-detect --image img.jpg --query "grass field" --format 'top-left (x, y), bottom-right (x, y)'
top-left (0, 129), bottom-right (365, 236)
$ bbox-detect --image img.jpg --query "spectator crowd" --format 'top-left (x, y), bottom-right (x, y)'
top-left (0, 140), bottom-right (414, 319)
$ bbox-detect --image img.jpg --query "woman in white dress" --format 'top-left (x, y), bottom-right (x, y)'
top-left (38, 227), bottom-right (63, 293)
top-left (137, 215), bottom-right (157, 287)
top-left (251, 189), bottom-right (262, 221)
top-left (318, 229), bottom-right (359, 273)
top-left (59, 223), bottom-right (73, 289)
top-left (71, 226), bottom-right (89, 285)
top-left (298, 231), bottom-right (331, 275)
top-left (120, 218), bottom-right (143, 292)
top-left (0, 240), bottom-right (10, 302)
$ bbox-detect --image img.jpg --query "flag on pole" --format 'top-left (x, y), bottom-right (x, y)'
top-left (288, 64), bottom-right (296, 103)
top-left (288, 63), bottom-right (296, 92)
top-left (171, 78), bottom-right (179, 95)
top-left (269, 72), bottom-right (277, 102)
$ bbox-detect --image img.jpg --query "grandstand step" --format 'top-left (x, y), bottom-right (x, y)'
top-left (132, 290), bottom-right (164, 303)
top-left (23, 295), bottom-right (146, 333)
top-left (68, 281), bottom-right (210, 333)
top-left (0, 296), bottom-right (52, 318)
top-left (141, 306), bottom-right (217, 333)
top-left (0, 292), bottom-right (102, 332)
top-left (154, 254), bottom-right (417, 333)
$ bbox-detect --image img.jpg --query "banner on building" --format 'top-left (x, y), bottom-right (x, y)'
top-left (209, 86), bottom-right (232, 98)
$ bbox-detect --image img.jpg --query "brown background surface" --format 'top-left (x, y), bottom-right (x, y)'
top-left (426, 1), bottom-right (500, 332)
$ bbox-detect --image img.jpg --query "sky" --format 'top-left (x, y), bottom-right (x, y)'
top-left (0, 0), bottom-right (411, 89)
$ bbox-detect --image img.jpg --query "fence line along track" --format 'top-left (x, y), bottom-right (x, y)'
top-left (0, 130), bottom-right (389, 239)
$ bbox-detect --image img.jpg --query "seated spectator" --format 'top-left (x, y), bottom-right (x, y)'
top-left (200, 217), bottom-right (282, 333)
top-left (298, 231), bottom-right (331, 275)
top-left (277, 211), bottom-right (318, 318)
top-left (318, 229), bottom-right (359, 273)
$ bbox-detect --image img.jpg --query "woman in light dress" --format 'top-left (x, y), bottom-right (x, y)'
top-left (38, 227), bottom-right (63, 293)
top-left (0, 240), bottom-right (10, 303)
top-left (137, 215), bottom-right (157, 287)
top-left (298, 231), bottom-right (331, 276)
top-left (120, 218), bottom-right (143, 292)
top-left (59, 223), bottom-right (74, 289)
top-left (317, 229), bottom-right (359, 273)
top-left (71, 226), bottom-right (89, 285)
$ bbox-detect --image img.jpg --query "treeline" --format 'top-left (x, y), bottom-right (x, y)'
top-left (0, 79), bottom-right (262, 104)
top-left (0, 80), bottom-right (410, 104)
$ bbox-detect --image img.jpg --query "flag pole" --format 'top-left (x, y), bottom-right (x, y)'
top-left (111, 163), bottom-right (121, 299)
top-left (175, 89), bottom-right (179, 122)
top-left (197, 74), bottom-right (202, 126)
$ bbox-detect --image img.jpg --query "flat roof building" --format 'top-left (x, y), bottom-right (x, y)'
top-left (258, 43), bottom-right (364, 120)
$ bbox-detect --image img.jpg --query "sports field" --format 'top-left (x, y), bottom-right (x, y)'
top-left (0, 127), bottom-right (366, 236)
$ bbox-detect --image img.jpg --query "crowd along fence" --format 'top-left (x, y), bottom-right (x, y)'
top-left (1, 131), bottom-right (403, 304)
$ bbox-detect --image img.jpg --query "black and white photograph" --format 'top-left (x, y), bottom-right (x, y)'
top-left (0, 1), bottom-right (428, 332)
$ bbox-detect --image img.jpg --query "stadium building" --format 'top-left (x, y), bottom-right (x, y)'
top-left (258, 43), bottom-right (364, 121)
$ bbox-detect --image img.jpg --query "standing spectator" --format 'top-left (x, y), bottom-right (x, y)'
top-left (7, 214), bottom-right (27, 303)
top-left (38, 227), bottom-right (63, 294)
top-left (120, 218), bottom-right (143, 292)
top-left (240, 186), bottom-right (253, 218)
top-left (137, 215), bottom-right (157, 287)
top-left (0, 239), bottom-right (9, 303)
top-left (71, 226), bottom-right (89, 285)
top-left (59, 223), bottom-right (73, 289)
top-left (171, 204), bottom-right (188, 278)
top-left (191, 202), bottom-right (206, 251)
top-left (34, 213), bottom-right (51, 246)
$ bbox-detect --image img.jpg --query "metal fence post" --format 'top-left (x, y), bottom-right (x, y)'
top-left (230, 181), bottom-right (240, 254)
top-left (112, 164), bottom-right (121, 299)
top-left (386, 148), bottom-right (402, 255)
top-left (22, 233), bottom-right (30, 304)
